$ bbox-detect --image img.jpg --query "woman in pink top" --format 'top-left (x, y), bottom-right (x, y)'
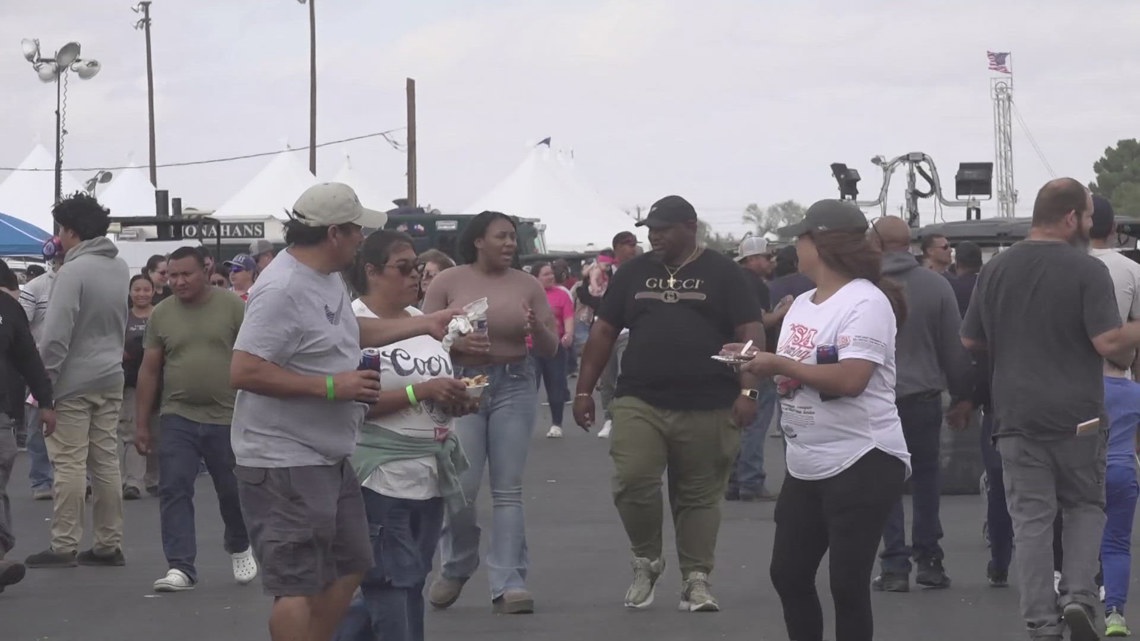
top-left (529, 262), bottom-right (575, 439)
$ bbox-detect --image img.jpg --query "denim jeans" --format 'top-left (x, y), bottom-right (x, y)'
top-left (728, 381), bottom-right (777, 494)
top-left (533, 346), bottom-right (570, 426)
top-left (333, 492), bottom-right (444, 641)
top-left (1103, 463), bottom-right (1138, 613)
top-left (158, 414), bottom-right (249, 582)
top-left (25, 406), bottom-right (52, 492)
top-left (980, 412), bottom-right (1014, 574)
top-left (879, 393), bottom-right (944, 575)
top-left (439, 360), bottom-right (537, 598)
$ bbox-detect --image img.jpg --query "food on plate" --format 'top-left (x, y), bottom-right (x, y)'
top-left (461, 374), bottom-right (489, 388)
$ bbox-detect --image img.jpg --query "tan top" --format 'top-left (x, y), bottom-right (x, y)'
top-left (422, 265), bottom-right (555, 363)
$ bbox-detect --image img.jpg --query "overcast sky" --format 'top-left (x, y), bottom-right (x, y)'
top-left (2, 0), bottom-right (1138, 236)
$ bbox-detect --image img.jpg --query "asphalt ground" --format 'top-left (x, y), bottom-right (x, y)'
top-left (2, 403), bottom-right (1133, 641)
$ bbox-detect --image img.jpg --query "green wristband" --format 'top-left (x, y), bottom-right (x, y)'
top-left (326, 376), bottom-right (335, 401)
top-left (406, 384), bottom-right (418, 406)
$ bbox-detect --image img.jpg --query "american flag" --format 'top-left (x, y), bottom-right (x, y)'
top-left (987, 51), bottom-right (1011, 74)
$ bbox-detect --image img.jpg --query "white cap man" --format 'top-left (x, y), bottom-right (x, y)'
top-left (736, 236), bottom-right (774, 280)
top-left (249, 239), bottom-right (276, 271)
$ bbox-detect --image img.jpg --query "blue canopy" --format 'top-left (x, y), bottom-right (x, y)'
top-left (0, 211), bottom-right (51, 257)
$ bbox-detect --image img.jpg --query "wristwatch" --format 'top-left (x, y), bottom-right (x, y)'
top-left (740, 389), bottom-right (759, 401)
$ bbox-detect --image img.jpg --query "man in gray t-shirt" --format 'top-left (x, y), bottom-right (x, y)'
top-left (962, 178), bottom-right (1140, 641)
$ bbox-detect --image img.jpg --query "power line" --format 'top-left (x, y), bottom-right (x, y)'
top-left (0, 128), bottom-right (407, 172)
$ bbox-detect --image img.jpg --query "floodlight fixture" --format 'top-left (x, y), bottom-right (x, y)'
top-left (34, 61), bottom-right (57, 82)
top-left (72, 59), bottom-right (101, 79)
top-left (56, 42), bottom-right (81, 67)
top-left (955, 162), bottom-right (993, 199)
top-left (21, 38), bottom-right (40, 62)
top-left (830, 162), bottom-right (861, 200)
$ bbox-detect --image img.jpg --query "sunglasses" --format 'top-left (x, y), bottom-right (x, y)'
top-left (383, 262), bottom-right (422, 277)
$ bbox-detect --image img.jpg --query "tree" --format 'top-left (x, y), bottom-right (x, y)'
top-left (743, 200), bottom-right (807, 236)
top-left (1090, 139), bottom-right (1140, 215)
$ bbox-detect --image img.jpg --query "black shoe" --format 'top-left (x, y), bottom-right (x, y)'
top-left (0, 560), bottom-right (27, 593)
top-left (739, 487), bottom-right (779, 502)
top-left (986, 562), bottom-right (1008, 588)
top-left (915, 559), bottom-right (951, 589)
top-left (871, 574), bottom-right (910, 592)
top-left (123, 486), bottom-right (141, 501)
top-left (77, 548), bottom-right (126, 567)
top-left (146, 485), bottom-right (159, 497)
top-left (25, 549), bottom-right (77, 568)
top-left (1063, 602), bottom-right (1099, 641)
top-left (724, 487), bottom-right (740, 501)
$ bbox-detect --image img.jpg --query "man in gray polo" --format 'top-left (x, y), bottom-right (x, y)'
top-left (230, 183), bottom-right (455, 641)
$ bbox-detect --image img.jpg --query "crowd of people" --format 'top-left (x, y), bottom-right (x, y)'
top-left (0, 177), bottom-right (1135, 641)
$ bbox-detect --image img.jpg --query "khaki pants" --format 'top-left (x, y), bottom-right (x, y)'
top-left (46, 391), bottom-right (125, 554)
top-left (118, 388), bottom-right (161, 492)
top-left (608, 395), bottom-right (739, 576)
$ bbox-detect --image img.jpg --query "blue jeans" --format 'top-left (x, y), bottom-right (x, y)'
top-left (727, 381), bottom-right (777, 494)
top-left (158, 414), bottom-right (249, 582)
top-left (333, 492), bottom-right (444, 641)
top-left (533, 346), bottom-right (569, 426)
top-left (439, 361), bottom-right (537, 598)
top-left (980, 411), bottom-right (1014, 574)
top-left (1103, 464), bottom-right (1138, 613)
top-left (879, 393), bottom-right (944, 575)
top-left (25, 407), bottom-right (53, 491)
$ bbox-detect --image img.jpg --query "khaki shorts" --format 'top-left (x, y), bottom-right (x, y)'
top-left (234, 459), bottom-right (373, 596)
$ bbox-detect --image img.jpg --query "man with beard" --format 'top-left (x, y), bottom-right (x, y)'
top-left (962, 178), bottom-right (1140, 641)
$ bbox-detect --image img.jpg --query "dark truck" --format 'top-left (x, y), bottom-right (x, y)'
top-left (383, 208), bottom-right (547, 266)
top-left (915, 216), bottom-right (1140, 260)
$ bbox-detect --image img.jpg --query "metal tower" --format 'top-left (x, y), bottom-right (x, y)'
top-left (992, 78), bottom-right (1017, 218)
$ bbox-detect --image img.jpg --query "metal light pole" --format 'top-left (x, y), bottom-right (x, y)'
top-left (21, 39), bottom-right (102, 207)
top-left (297, 0), bottom-right (317, 175)
top-left (133, 1), bottom-right (158, 187)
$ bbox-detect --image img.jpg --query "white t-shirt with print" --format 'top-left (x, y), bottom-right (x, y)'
top-left (775, 279), bottom-right (911, 481)
top-left (353, 299), bottom-right (454, 500)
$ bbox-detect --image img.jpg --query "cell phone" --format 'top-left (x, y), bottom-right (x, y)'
top-left (817, 345), bottom-right (839, 402)
top-left (1076, 418), bottom-right (1100, 436)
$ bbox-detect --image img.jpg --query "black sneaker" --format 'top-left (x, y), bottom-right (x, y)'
top-left (724, 487), bottom-right (740, 501)
top-left (986, 562), bottom-right (1008, 588)
top-left (871, 574), bottom-right (910, 592)
top-left (0, 560), bottom-right (26, 593)
top-left (77, 548), bottom-right (126, 567)
top-left (123, 486), bottom-right (141, 501)
top-left (25, 549), bottom-right (77, 568)
top-left (916, 559), bottom-right (951, 589)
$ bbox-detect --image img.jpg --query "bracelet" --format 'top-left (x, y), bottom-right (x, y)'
top-left (406, 384), bottom-right (419, 406)
top-left (575, 393), bottom-right (591, 398)
top-left (326, 376), bottom-right (336, 401)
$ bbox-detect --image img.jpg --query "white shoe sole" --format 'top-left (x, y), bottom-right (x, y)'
top-left (624, 587), bottom-right (655, 609)
top-left (678, 600), bottom-right (720, 612)
top-left (153, 581), bottom-right (194, 592)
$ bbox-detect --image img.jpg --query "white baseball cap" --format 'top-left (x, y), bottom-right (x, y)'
top-left (736, 236), bottom-right (771, 262)
top-left (290, 183), bottom-right (388, 229)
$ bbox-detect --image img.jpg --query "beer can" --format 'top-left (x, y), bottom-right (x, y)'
top-left (816, 345), bottom-right (839, 365)
top-left (358, 348), bottom-right (383, 372)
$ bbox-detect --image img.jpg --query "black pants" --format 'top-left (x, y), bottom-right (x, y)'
top-left (770, 449), bottom-right (906, 641)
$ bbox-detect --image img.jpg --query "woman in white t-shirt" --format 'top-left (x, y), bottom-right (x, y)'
top-left (333, 230), bottom-right (475, 641)
top-left (727, 200), bottom-right (910, 641)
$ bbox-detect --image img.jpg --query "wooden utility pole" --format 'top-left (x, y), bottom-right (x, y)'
top-left (140, 1), bottom-right (157, 186)
top-left (308, 0), bottom-right (317, 175)
top-left (406, 77), bottom-right (417, 207)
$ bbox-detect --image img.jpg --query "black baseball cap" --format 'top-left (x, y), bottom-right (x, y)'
top-left (954, 241), bottom-right (983, 269)
top-left (635, 195), bottom-right (698, 229)
top-left (777, 199), bottom-right (869, 237)
top-left (1090, 194), bottom-right (1115, 238)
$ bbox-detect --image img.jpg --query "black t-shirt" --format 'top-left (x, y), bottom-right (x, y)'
top-left (742, 268), bottom-right (771, 311)
top-left (962, 241), bottom-right (1120, 440)
top-left (598, 250), bottom-right (762, 410)
top-left (123, 311), bottom-right (149, 388)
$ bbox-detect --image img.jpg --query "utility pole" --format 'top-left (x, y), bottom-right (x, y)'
top-left (133, 1), bottom-right (158, 187)
top-left (406, 77), bottom-right (417, 208)
top-left (307, 0), bottom-right (317, 174)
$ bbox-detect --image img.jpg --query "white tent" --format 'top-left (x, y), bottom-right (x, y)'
top-left (0, 144), bottom-right (85, 233)
top-left (98, 162), bottom-right (156, 217)
top-left (214, 150), bottom-right (317, 219)
top-left (332, 154), bottom-right (396, 212)
top-left (463, 141), bottom-right (642, 252)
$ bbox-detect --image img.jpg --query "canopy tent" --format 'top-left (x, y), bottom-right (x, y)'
top-left (332, 154), bottom-right (397, 212)
top-left (214, 150), bottom-right (317, 219)
top-left (463, 140), bottom-right (642, 252)
top-left (0, 212), bottom-right (51, 256)
top-left (98, 162), bottom-right (156, 217)
top-left (0, 144), bottom-right (85, 233)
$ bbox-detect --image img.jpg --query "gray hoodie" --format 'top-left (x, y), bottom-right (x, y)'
top-left (39, 237), bottom-right (130, 401)
top-left (882, 251), bottom-right (974, 400)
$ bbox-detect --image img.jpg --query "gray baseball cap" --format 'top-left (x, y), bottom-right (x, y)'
top-left (291, 183), bottom-right (388, 229)
top-left (736, 236), bottom-right (771, 262)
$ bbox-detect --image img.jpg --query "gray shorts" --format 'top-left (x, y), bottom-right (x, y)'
top-left (234, 459), bottom-right (373, 597)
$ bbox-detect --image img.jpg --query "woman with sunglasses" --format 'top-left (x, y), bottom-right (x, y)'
top-left (422, 211), bottom-right (558, 615)
top-left (727, 200), bottom-right (910, 641)
top-left (145, 254), bottom-right (172, 304)
top-left (332, 230), bottom-right (474, 641)
top-left (223, 254), bottom-right (258, 302)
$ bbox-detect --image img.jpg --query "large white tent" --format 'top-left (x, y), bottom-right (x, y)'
top-left (98, 162), bottom-right (156, 217)
top-left (332, 154), bottom-right (396, 212)
top-left (214, 150), bottom-right (317, 219)
top-left (463, 141), bottom-right (642, 252)
top-left (0, 144), bottom-right (85, 233)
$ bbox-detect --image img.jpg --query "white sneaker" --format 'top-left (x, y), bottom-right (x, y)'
top-left (597, 420), bottom-right (613, 439)
top-left (153, 568), bottom-right (195, 592)
top-left (1054, 571), bottom-right (1062, 595)
top-left (546, 425), bottom-right (563, 438)
top-left (232, 548), bottom-right (258, 585)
